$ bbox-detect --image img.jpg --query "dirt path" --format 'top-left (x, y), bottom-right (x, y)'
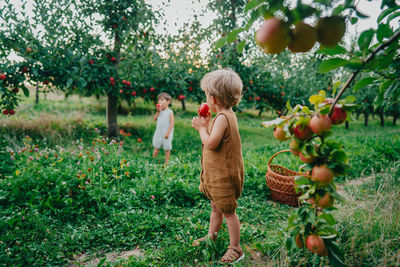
top-left (70, 248), bottom-right (144, 266)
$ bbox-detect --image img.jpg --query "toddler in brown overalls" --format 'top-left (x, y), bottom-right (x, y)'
top-left (191, 68), bottom-right (245, 264)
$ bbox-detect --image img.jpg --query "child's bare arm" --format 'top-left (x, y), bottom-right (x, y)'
top-left (153, 111), bottom-right (160, 121)
top-left (165, 112), bottom-right (174, 139)
top-left (192, 115), bottom-right (228, 150)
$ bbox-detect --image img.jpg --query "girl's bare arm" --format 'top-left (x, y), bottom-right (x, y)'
top-left (165, 112), bottom-right (175, 138)
top-left (153, 111), bottom-right (160, 121)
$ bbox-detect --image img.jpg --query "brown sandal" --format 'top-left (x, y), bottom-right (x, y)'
top-left (219, 246), bottom-right (245, 264)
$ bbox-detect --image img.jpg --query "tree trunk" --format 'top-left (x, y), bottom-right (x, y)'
top-left (345, 121), bottom-right (349, 130)
top-left (181, 99), bottom-right (186, 111)
top-left (364, 112), bottom-right (369, 126)
top-left (107, 93), bottom-right (119, 137)
top-left (35, 83), bottom-right (39, 104)
top-left (356, 111), bottom-right (360, 120)
top-left (380, 112), bottom-right (384, 127)
top-left (394, 114), bottom-right (398, 126)
top-left (105, 28), bottom-right (122, 137)
top-left (258, 107), bottom-right (263, 117)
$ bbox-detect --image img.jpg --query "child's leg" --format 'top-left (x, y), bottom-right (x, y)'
top-left (153, 148), bottom-right (160, 158)
top-left (192, 201), bottom-right (223, 246)
top-left (164, 150), bottom-right (170, 164)
top-left (223, 212), bottom-right (242, 251)
top-left (208, 201), bottom-right (223, 240)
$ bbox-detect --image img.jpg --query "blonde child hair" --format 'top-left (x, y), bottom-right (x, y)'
top-left (200, 68), bottom-right (243, 108)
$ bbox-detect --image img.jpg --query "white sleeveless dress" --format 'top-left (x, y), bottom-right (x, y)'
top-left (152, 108), bottom-right (174, 150)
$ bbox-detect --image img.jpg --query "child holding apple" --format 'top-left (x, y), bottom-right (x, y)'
top-left (152, 92), bottom-right (174, 164)
top-left (191, 68), bottom-right (245, 264)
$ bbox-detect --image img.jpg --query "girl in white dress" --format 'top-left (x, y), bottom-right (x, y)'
top-left (152, 92), bottom-right (174, 164)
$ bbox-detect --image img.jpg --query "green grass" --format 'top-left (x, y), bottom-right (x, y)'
top-left (0, 93), bottom-right (399, 266)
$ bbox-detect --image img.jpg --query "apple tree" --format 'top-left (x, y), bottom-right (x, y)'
top-left (216, 0), bottom-right (399, 265)
top-left (0, 0), bottom-right (157, 137)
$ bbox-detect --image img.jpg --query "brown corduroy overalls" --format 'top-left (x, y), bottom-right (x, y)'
top-left (199, 110), bottom-right (244, 214)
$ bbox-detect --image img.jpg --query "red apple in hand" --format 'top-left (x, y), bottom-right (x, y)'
top-left (156, 103), bottom-right (161, 109)
top-left (198, 103), bottom-right (210, 117)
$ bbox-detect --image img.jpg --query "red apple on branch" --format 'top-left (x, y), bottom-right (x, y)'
top-left (309, 114), bottom-right (332, 135)
top-left (299, 151), bottom-right (314, 163)
top-left (306, 234), bottom-right (328, 256)
top-left (292, 124), bottom-right (313, 140)
top-left (315, 192), bottom-right (334, 208)
top-left (288, 22), bottom-right (317, 53)
top-left (0, 73), bottom-right (6, 80)
top-left (273, 126), bottom-right (290, 141)
top-left (311, 164), bottom-right (334, 185)
top-left (255, 17), bottom-right (291, 54)
top-left (330, 106), bottom-right (347, 125)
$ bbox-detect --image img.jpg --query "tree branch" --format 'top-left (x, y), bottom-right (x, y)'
top-left (329, 30), bottom-right (400, 116)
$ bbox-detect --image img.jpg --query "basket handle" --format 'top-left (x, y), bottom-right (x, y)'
top-left (268, 149), bottom-right (292, 166)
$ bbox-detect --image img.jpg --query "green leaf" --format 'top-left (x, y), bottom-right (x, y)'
top-left (245, 9), bottom-right (263, 30)
top-left (237, 40), bottom-right (246, 54)
top-left (328, 248), bottom-right (346, 267)
top-left (343, 95), bottom-right (357, 104)
top-left (66, 78), bottom-right (73, 88)
top-left (358, 29), bottom-right (375, 52)
top-left (301, 106), bottom-right (311, 114)
top-left (379, 79), bottom-right (395, 93)
top-left (320, 213), bottom-right (336, 225)
top-left (387, 11), bottom-right (400, 23)
top-left (384, 82), bottom-right (399, 99)
top-left (377, 23), bottom-right (393, 42)
top-left (309, 95), bottom-right (325, 105)
top-left (332, 4), bottom-right (345, 16)
top-left (377, 7), bottom-right (399, 23)
top-left (318, 45), bottom-right (347, 56)
top-left (244, 0), bottom-right (264, 13)
top-left (331, 149), bottom-right (348, 163)
top-left (353, 77), bottom-right (376, 91)
top-left (295, 176), bottom-right (312, 186)
top-left (22, 86), bottom-right (29, 97)
top-left (330, 190), bottom-right (347, 203)
top-left (356, 10), bottom-right (369, 18)
top-left (345, 57), bottom-right (364, 70)
top-left (214, 36), bottom-right (228, 50)
top-left (227, 28), bottom-right (245, 44)
top-left (333, 81), bottom-right (341, 95)
top-left (350, 17), bottom-right (358, 25)
top-left (286, 236), bottom-right (296, 251)
top-left (318, 58), bottom-right (348, 73)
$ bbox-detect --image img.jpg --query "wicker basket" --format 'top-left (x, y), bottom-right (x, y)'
top-left (266, 149), bottom-right (301, 207)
